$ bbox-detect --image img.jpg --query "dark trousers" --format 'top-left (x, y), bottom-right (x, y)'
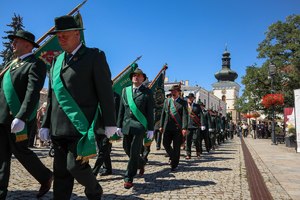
top-left (52, 138), bottom-right (102, 200)
top-left (154, 129), bottom-right (162, 149)
top-left (185, 128), bottom-right (199, 156)
top-left (141, 145), bottom-right (150, 163)
top-left (92, 135), bottom-right (112, 175)
top-left (27, 119), bottom-right (37, 147)
top-left (198, 129), bottom-right (210, 153)
top-left (228, 131), bottom-right (234, 139)
top-left (163, 130), bottom-right (183, 169)
top-left (209, 130), bottom-right (216, 148)
top-left (123, 132), bottom-right (145, 183)
top-left (0, 124), bottom-right (52, 200)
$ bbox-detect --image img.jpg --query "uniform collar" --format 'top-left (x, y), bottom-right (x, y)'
top-left (19, 52), bottom-right (33, 60)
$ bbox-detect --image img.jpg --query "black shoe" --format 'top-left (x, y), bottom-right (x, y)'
top-left (156, 147), bottom-right (161, 150)
top-left (37, 176), bottom-right (53, 198)
top-left (100, 171), bottom-right (112, 176)
top-left (139, 166), bottom-right (145, 176)
top-left (171, 166), bottom-right (177, 171)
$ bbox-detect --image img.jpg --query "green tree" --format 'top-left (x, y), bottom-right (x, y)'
top-left (235, 65), bottom-right (269, 114)
top-left (257, 14), bottom-right (300, 107)
top-left (0, 13), bottom-right (24, 67)
top-left (236, 14), bottom-right (300, 115)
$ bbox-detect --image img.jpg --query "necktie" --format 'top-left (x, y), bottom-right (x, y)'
top-left (65, 53), bottom-right (73, 62)
top-left (134, 88), bottom-right (138, 94)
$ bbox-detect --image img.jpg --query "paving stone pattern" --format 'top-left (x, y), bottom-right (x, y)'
top-left (7, 137), bottom-right (250, 200)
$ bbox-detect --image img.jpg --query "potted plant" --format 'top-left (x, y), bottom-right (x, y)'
top-left (285, 127), bottom-right (296, 148)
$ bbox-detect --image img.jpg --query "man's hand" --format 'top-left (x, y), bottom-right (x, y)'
top-left (11, 118), bottom-right (25, 133)
top-left (105, 126), bottom-right (118, 138)
top-left (39, 128), bottom-right (50, 142)
top-left (147, 130), bottom-right (154, 140)
top-left (182, 129), bottom-right (187, 136)
top-left (159, 127), bottom-right (163, 133)
top-left (201, 126), bottom-right (206, 131)
top-left (116, 128), bottom-right (123, 137)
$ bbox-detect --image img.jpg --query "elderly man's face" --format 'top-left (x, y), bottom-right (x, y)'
top-left (11, 38), bottom-right (33, 57)
top-left (56, 30), bottom-right (80, 53)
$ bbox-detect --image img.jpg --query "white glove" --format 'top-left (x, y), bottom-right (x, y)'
top-left (11, 118), bottom-right (25, 133)
top-left (116, 128), bottom-right (123, 137)
top-left (221, 129), bottom-right (224, 132)
top-left (147, 130), bottom-right (154, 140)
top-left (105, 126), bottom-right (117, 138)
top-left (209, 128), bottom-right (213, 132)
top-left (39, 128), bottom-right (50, 142)
top-left (201, 126), bottom-right (206, 131)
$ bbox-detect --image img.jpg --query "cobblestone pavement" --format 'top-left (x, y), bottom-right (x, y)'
top-left (7, 137), bottom-right (251, 200)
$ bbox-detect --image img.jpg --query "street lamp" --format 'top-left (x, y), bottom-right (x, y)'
top-left (268, 63), bottom-right (277, 145)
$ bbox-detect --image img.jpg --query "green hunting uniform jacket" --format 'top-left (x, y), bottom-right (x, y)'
top-left (208, 112), bottom-right (216, 130)
top-left (0, 55), bottom-right (46, 125)
top-left (160, 97), bottom-right (188, 132)
top-left (42, 45), bottom-right (116, 138)
top-left (201, 108), bottom-right (209, 129)
top-left (216, 115), bottom-right (221, 132)
top-left (187, 103), bottom-right (204, 129)
top-left (117, 84), bottom-right (154, 134)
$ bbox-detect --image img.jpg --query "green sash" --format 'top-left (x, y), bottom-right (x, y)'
top-left (52, 53), bottom-right (98, 162)
top-left (2, 58), bottom-right (37, 142)
top-left (126, 86), bottom-right (152, 146)
top-left (168, 98), bottom-right (182, 130)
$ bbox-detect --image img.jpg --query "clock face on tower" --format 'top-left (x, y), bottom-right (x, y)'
top-left (222, 89), bottom-right (226, 94)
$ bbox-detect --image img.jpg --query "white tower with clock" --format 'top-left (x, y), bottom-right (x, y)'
top-left (212, 48), bottom-right (240, 123)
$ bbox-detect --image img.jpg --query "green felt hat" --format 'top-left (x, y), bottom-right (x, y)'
top-left (130, 67), bottom-right (147, 81)
top-left (169, 85), bottom-right (181, 92)
top-left (49, 15), bottom-right (84, 34)
top-left (8, 30), bottom-right (39, 48)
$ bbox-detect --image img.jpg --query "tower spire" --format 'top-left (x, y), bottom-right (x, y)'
top-left (214, 47), bottom-right (238, 82)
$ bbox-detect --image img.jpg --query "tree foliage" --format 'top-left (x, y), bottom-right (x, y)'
top-left (0, 13), bottom-right (24, 66)
top-left (257, 15), bottom-right (300, 107)
top-left (236, 15), bottom-right (300, 114)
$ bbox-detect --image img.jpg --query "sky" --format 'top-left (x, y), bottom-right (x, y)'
top-left (1, 0), bottom-right (300, 92)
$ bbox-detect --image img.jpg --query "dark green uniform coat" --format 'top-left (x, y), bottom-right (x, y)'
top-left (117, 84), bottom-right (154, 134)
top-left (43, 45), bottom-right (116, 138)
